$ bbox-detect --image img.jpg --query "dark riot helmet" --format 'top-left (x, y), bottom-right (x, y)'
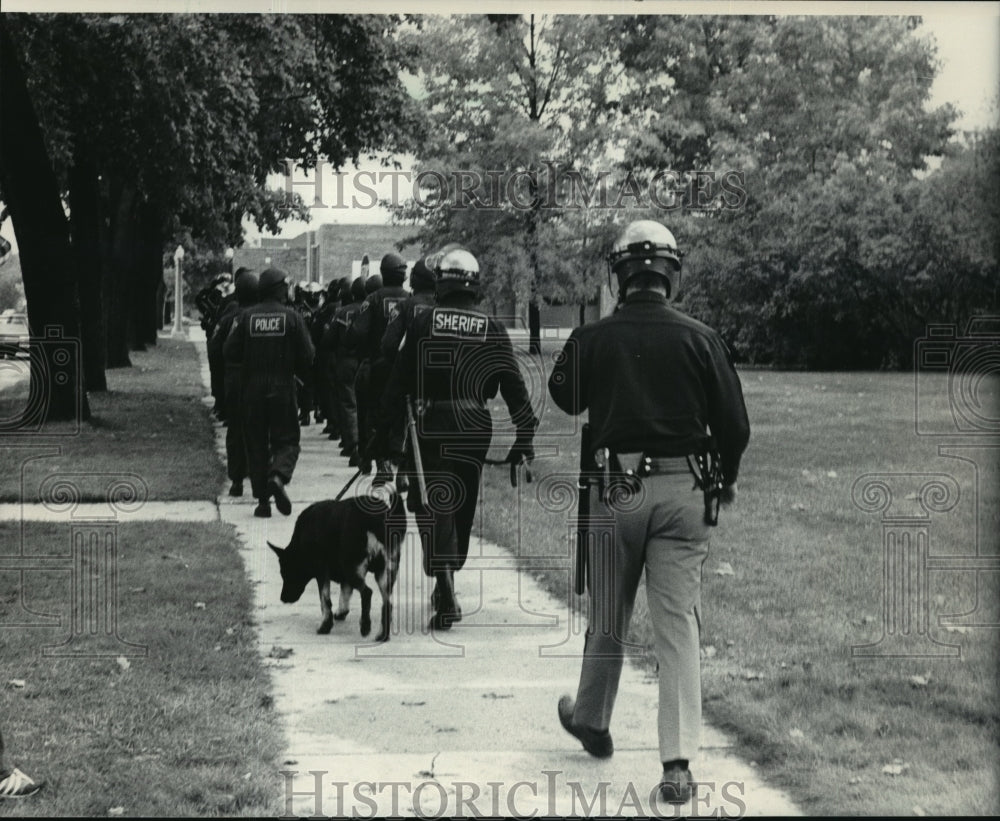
top-left (380, 252), bottom-right (407, 285)
top-left (364, 273), bottom-right (383, 294)
top-left (408, 257), bottom-right (436, 292)
top-left (258, 268), bottom-right (289, 301)
top-left (607, 220), bottom-right (682, 301)
top-left (349, 277), bottom-right (366, 302)
top-left (234, 269), bottom-right (259, 306)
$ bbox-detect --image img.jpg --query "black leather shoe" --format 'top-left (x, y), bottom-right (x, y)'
top-left (658, 765), bottom-right (693, 805)
top-left (253, 500), bottom-right (271, 518)
top-left (268, 476), bottom-right (292, 516)
top-left (228, 480), bottom-right (243, 497)
top-left (557, 696), bottom-right (613, 759)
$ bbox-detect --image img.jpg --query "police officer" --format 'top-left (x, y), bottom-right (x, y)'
top-left (548, 220), bottom-right (750, 804)
top-left (349, 254), bottom-right (410, 473)
top-left (373, 248), bottom-right (537, 631)
top-left (224, 268), bottom-right (315, 518)
top-left (293, 281), bottom-right (323, 426)
top-left (352, 272), bottom-right (383, 472)
top-left (208, 268), bottom-right (258, 497)
top-left (199, 273), bottom-right (234, 419)
top-left (312, 278), bottom-right (344, 437)
top-left (381, 256), bottom-right (439, 363)
top-left (322, 276), bottom-right (366, 464)
top-left (378, 256), bottom-right (439, 479)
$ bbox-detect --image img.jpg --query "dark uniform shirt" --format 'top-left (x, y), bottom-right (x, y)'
top-left (548, 291), bottom-right (750, 484)
top-left (348, 285), bottom-right (410, 362)
top-left (381, 291), bottom-right (436, 362)
top-left (324, 300), bottom-right (363, 359)
top-left (223, 298), bottom-right (314, 388)
top-left (381, 300), bottom-right (537, 437)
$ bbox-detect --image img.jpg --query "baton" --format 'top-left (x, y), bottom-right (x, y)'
top-left (406, 396), bottom-right (429, 508)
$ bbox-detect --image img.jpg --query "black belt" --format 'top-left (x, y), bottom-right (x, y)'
top-left (615, 453), bottom-right (692, 476)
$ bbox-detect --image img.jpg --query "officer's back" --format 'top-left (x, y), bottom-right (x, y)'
top-left (225, 268), bottom-right (313, 389)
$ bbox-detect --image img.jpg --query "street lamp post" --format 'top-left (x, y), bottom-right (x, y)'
top-left (172, 244), bottom-right (186, 338)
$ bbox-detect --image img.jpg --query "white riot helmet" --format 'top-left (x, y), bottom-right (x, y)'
top-left (607, 220), bottom-right (682, 301)
top-left (434, 248), bottom-right (481, 298)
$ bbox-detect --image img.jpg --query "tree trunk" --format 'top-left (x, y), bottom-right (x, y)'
top-left (134, 203), bottom-right (163, 348)
top-left (69, 149), bottom-right (108, 392)
top-left (104, 179), bottom-right (135, 368)
top-left (0, 22), bottom-right (90, 423)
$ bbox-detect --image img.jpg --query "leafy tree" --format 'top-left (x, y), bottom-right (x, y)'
top-left (619, 15), bottom-right (965, 367)
top-left (396, 14), bottom-right (629, 350)
top-left (4, 12), bottom-right (418, 398)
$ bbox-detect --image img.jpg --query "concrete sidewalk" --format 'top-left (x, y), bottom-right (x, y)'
top-left (191, 329), bottom-right (801, 817)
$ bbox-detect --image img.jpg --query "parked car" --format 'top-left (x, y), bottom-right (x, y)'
top-left (0, 310), bottom-right (30, 359)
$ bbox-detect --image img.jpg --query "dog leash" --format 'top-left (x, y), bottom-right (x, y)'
top-left (333, 468), bottom-right (363, 501)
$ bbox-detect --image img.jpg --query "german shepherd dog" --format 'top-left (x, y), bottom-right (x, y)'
top-left (268, 491), bottom-right (407, 642)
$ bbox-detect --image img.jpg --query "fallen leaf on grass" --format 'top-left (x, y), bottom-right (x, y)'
top-left (943, 624), bottom-right (969, 634)
top-left (116, 657), bottom-right (130, 672)
top-left (225, 627), bottom-right (236, 636)
top-left (108, 808), bottom-right (125, 817)
top-left (791, 502), bottom-right (808, 512)
top-left (214, 644), bottom-right (222, 652)
top-left (713, 562), bottom-right (735, 577)
top-left (848, 777), bottom-right (861, 786)
top-left (242, 772), bottom-right (252, 781)
top-left (8, 679), bottom-right (26, 689)
top-left (194, 601), bottom-right (206, 610)
top-left (701, 645), bottom-right (717, 659)
top-left (908, 674), bottom-right (931, 688)
top-left (881, 761), bottom-right (910, 776)
top-left (128, 587), bottom-right (146, 594)
top-left (789, 728), bottom-right (805, 740)
top-left (269, 646), bottom-right (293, 659)
top-left (742, 670), bottom-right (763, 681)
top-left (826, 471), bottom-right (838, 478)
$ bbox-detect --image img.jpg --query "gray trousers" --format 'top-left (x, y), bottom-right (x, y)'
top-left (572, 468), bottom-right (710, 763)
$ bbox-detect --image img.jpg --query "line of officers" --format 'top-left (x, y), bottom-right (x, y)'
top-left (200, 222), bottom-right (751, 805)
top-left (202, 251), bottom-right (445, 520)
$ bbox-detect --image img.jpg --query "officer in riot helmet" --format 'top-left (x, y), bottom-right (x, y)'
top-left (372, 247), bottom-right (537, 631)
top-left (224, 267), bottom-right (315, 518)
top-left (548, 219), bottom-right (750, 804)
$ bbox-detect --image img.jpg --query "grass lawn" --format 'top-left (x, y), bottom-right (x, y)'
top-left (0, 336), bottom-right (224, 502)
top-left (480, 347), bottom-right (999, 817)
top-left (0, 521), bottom-right (282, 817)
top-left (2, 337), bottom-right (283, 816)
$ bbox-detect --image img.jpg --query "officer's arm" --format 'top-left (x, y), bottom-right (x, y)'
top-left (547, 330), bottom-right (586, 416)
top-left (381, 307), bottom-right (406, 362)
top-left (494, 328), bottom-right (538, 438)
top-left (346, 296), bottom-right (372, 349)
top-left (222, 314), bottom-right (245, 364)
top-left (295, 314), bottom-right (316, 378)
top-left (704, 334), bottom-right (750, 486)
top-left (375, 328), bottom-right (415, 440)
